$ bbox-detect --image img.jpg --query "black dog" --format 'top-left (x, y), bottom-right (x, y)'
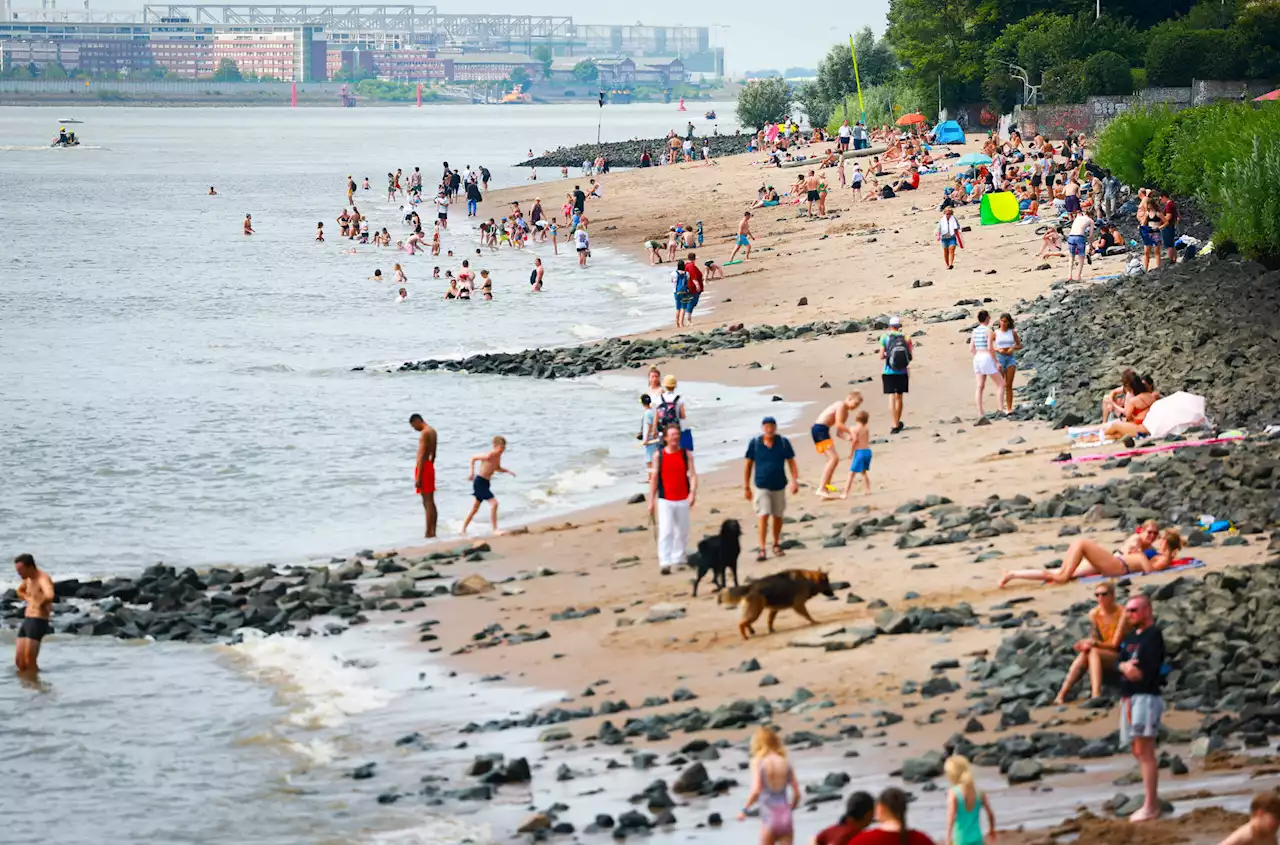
top-left (692, 519), bottom-right (742, 597)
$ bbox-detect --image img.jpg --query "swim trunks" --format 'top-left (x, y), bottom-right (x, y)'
top-left (1065, 195), bottom-right (1081, 213)
top-left (737, 235), bottom-right (749, 246)
top-left (472, 476), bottom-right (495, 502)
top-left (850, 448), bottom-right (872, 473)
top-left (810, 423), bottom-right (833, 453)
top-left (806, 189), bottom-right (820, 202)
top-left (415, 462), bottom-right (435, 495)
top-left (1160, 226), bottom-right (1176, 248)
top-left (1067, 234), bottom-right (1087, 256)
top-left (18, 617), bottom-right (50, 642)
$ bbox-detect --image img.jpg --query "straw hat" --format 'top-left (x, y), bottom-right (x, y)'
top-left (662, 374), bottom-right (678, 389)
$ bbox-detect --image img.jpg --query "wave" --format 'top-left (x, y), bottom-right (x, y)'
top-left (569, 323), bottom-right (605, 340)
top-left (366, 816), bottom-right (497, 845)
top-left (525, 461), bottom-right (618, 506)
top-left (224, 629), bottom-right (396, 730)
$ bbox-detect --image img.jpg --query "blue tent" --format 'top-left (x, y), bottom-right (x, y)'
top-left (935, 120), bottom-right (965, 144)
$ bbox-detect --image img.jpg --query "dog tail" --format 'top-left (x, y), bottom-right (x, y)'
top-left (717, 585), bottom-right (751, 607)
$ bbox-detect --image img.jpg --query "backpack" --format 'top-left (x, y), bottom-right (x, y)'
top-left (880, 184), bottom-right (896, 199)
top-left (884, 333), bottom-right (912, 371)
top-left (674, 271), bottom-right (689, 294)
top-left (656, 394), bottom-right (682, 432)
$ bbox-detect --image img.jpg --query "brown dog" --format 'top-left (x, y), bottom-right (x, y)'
top-left (717, 569), bottom-right (834, 639)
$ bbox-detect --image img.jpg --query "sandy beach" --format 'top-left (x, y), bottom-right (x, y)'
top-left (360, 137), bottom-right (1280, 841)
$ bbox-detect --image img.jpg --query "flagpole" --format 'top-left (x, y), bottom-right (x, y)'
top-left (848, 33), bottom-right (866, 123)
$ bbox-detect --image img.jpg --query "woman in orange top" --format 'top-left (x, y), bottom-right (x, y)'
top-left (1103, 381), bottom-right (1161, 440)
top-left (1055, 581), bottom-right (1129, 704)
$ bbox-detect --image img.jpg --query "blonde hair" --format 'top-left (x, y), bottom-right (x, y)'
top-left (749, 726), bottom-right (786, 760)
top-left (1139, 519), bottom-right (1159, 533)
top-left (944, 755), bottom-right (975, 788)
top-left (1162, 529), bottom-right (1183, 556)
top-left (493, 436), bottom-right (507, 448)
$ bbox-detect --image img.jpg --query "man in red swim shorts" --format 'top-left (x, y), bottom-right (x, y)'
top-left (410, 414), bottom-right (438, 538)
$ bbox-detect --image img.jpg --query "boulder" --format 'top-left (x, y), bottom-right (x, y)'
top-left (452, 574), bottom-right (494, 596)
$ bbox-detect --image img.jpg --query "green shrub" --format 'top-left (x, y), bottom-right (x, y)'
top-left (1083, 51), bottom-right (1133, 96)
top-left (1209, 133), bottom-right (1280, 262)
top-left (1145, 28), bottom-right (1244, 86)
top-left (1094, 104), bottom-right (1173, 188)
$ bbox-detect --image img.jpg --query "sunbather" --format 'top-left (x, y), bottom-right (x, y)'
top-left (999, 527), bottom-right (1183, 587)
top-left (1103, 381), bottom-right (1160, 440)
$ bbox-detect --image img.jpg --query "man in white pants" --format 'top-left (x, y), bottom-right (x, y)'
top-left (647, 423), bottom-right (697, 574)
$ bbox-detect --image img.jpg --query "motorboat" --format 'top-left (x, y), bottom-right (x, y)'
top-left (705, 110), bottom-right (716, 120)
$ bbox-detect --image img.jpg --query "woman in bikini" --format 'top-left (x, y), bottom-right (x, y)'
top-left (999, 524), bottom-right (1183, 587)
top-left (1054, 580), bottom-right (1130, 704)
top-left (1103, 379), bottom-right (1160, 441)
top-left (740, 726), bottom-right (800, 845)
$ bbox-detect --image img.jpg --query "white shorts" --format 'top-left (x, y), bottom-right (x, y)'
top-left (973, 354), bottom-right (999, 376)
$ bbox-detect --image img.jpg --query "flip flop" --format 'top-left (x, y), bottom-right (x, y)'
top-left (772, 544), bottom-right (786, 557)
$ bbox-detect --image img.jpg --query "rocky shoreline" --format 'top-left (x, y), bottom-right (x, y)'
top-left (1015, 253), bottom-right (1280, 430)
top-left (519, 133), bottom-right (750, 168)
top-left (0, 544), bottom-right (501, 644)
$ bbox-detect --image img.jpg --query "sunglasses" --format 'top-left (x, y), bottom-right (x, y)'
top-left (1124, 607), bottom-right (1143, 614)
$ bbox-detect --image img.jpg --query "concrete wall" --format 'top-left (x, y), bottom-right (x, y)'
top-left (1016, 80), bottom-right (1269, 137)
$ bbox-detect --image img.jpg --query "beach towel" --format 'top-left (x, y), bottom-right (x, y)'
top-left (1078, 558), bottom-right (1206, 584)
top-left (1060, 433), bottom-right (1243, 463)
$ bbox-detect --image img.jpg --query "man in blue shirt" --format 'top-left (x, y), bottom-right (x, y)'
top-left (744, 416), bottom-right (799, 561)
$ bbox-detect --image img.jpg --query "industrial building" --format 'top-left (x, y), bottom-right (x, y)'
top-left (0, 5), bottom-right (725, 82)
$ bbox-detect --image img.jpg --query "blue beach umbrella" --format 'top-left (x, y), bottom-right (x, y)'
top-left (955, 153), bottom-right (993, 166)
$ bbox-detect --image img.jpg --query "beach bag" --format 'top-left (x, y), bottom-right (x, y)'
top-left (657, 395), bottom-right (683, 432)
top-left (880, 185), bottom-right (896, 199)
top-left (885, 333), bottom-right (912, 371)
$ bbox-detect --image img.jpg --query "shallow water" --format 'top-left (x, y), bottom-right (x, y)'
top-left (0, 103), bottom-right (809, 845)
top-left (0, 104), bottom-right (752, 573)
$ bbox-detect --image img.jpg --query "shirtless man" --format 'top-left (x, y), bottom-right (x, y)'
top-left (410, 414), bottom-right (438, 538)
top-left (811, 392), bottom-right (863, 497)
top-left (243, 214), bottom-right (255, 235)
top-left (728, 211), bottom-right (753, 263)
top-left (462, 436), bottom-right (515, 536)
top-left (14, 554), bottom-right (54, 675)
top-left (804, 170), bottom-right (821, 216)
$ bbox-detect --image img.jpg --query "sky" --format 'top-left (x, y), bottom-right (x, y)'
top-left (62, 0), bottom-right (893, 74)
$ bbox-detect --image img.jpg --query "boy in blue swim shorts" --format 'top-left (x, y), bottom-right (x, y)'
top-left (841, 410), bottom-right (873, 498)
top-left (462, 435), bottom-right (515, 535)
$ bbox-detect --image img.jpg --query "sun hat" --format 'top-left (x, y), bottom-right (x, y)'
top-left (662, 374), bottom-right (677, 389)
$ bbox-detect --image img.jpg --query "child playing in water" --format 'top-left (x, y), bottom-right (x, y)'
top-left (394, 264), bottom-right (408, 284)
top-left (841, 410), bottom-right (872, 497)
top-left (316, 222), bottom-right (324, 242)
top-left (397, 288), bottom-right (407, 302)
top-left (462, 436), bottom-right (515, 535)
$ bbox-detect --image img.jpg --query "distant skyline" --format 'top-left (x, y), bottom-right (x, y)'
top-left (43, 0), bottom-right (892, 73)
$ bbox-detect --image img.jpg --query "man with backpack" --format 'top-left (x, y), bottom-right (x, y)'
top-left (879, 316), bottom-right (913, 434)
top-left (648, 423), bottom-right (698, 574)
top-left (657, 373), bottom-right (693, 451)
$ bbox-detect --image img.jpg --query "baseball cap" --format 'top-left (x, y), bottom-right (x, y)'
top-left (888, 316), bottom-right (902, 327)
top-left (762, 416), bottom-right (778, 426)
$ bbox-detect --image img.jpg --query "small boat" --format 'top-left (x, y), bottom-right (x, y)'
top-left (677, 97), bottom-right (687, 111)
top-left (59, 118), bottom-right (83, 124)
top-left (704, 110), bottom-right (716, 120)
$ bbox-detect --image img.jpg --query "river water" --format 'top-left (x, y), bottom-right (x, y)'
top-left (0, 103), bottom-right (808, 845)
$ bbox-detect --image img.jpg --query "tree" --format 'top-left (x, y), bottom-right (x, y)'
top-left (1145, 26), bottom-right (1243, 86)
top-left (736, 77), bottom-right (792, 129)
top-left (1042, 59), bottom-right (1088, 104)
top-left (212, 58), bottom-right (242, 82)
top-left (508, 66), bottom-right (532, 89)
top-left (795, 81), bottom-right (833, 129)
top-left (1238, 1), bottom-right (1280, 79)
top-left (572, 59), bottom-right (598, 83)
top-left (1083, 50), bottom-right (1134, 95)
top-left (42, 61), bottom-right (68, 80)
top-left (886, 0), bottom-right (998, 106)
top-left (533, 45), bottom-right (553, 79)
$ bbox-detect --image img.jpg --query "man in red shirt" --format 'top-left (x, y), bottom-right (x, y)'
top-left (648, 424), bottom-right (698, 575)
top-left (684, 252), bottom-right (705, 323)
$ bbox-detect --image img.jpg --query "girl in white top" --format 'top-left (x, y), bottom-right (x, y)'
top-left (968, 309), bottom-right (1005, 417)
top-left (993, 312), bottom-right (1022, 414)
